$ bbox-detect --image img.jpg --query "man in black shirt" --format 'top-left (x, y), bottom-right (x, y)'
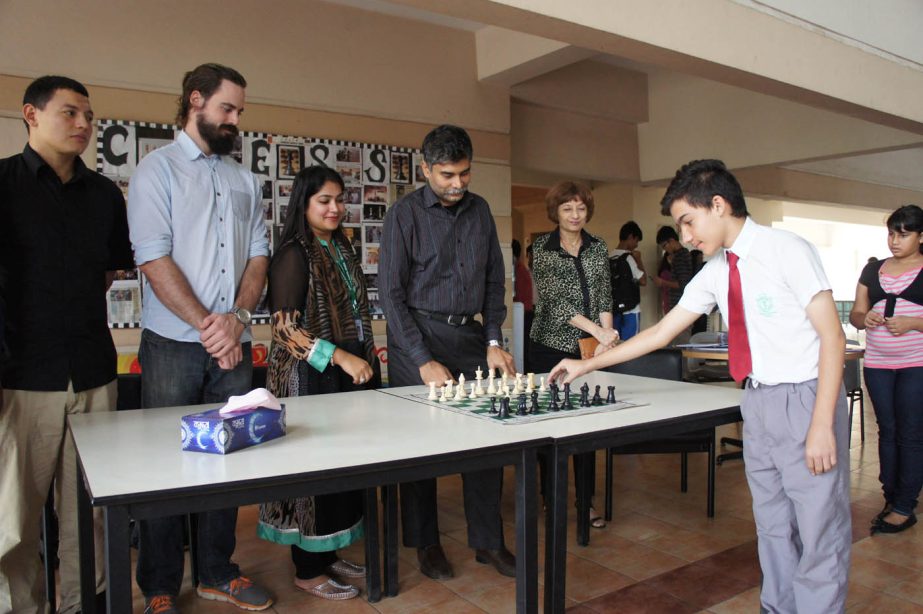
top-left (379, 125), bottom-right (517, 580)
top-left (0, 76), bottom-right (133, 614)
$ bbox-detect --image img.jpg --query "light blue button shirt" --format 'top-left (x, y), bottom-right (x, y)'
top-left (128, 132), bottom-right (269, 343)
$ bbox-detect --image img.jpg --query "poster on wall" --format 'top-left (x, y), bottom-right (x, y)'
top-left (97, 119), bottom-right (423, 327)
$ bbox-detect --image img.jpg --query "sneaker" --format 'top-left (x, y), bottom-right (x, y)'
top-left (143, 594), bottom-right (179, 614)
top-left (196, 575), bottom-right (273, 611)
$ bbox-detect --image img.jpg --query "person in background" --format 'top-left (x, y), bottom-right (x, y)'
top-left (652, 226), bottom-right (694, 343)
top-left (0, 74), bottom-right (133, 614)
top-left (530, 180), bottom-right (616, 529)
top-left (512, 239), bottom-right (534, 370)
top-left (609, 221), bottom-right (647, 341)
top-left (849, 204), bottom-right (923, 534)
top-left (257, 166), bottom-right (378, 599)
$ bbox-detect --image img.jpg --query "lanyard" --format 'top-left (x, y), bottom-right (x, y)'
top-left (319, 239), bottom-right (364, 339)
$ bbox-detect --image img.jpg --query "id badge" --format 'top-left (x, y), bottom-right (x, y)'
top-left (355, 317), bottom-right (365, 341)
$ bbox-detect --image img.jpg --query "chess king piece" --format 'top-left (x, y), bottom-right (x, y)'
top-left (592, 385), bottom-right (602, 406)
top-left (516, 394), bottom-right (528, 416)
top-left (475, 365), bottom-right (484, 381)
top-left (428, 381), bottom-right (438, 400)
top-left (563, 383), bottom-right (574, 410)
top-left (606, 385), bottom-right (616, 404)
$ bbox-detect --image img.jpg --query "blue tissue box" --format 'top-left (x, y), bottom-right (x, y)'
top-left (181, 405), bottom-right (286, 454)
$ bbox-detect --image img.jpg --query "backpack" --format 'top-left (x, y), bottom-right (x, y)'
top-left (609, 252), bottom-right (640, 313)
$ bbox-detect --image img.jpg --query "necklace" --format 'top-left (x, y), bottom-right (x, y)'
top-left (561, 232), bottom-right (581, 254)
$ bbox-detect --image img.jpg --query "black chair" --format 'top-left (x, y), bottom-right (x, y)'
top-left (844, 341), bottom-right (865, 446)
top-left (602, 349), bottom-right (716, 521)
top-left (684, 331), bottom-right (732, 383)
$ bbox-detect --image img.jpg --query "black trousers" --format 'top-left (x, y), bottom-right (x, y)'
top-left (529, 341), bottom-right (597, 505)
top-left (387, 313), bottom-right (505, 550)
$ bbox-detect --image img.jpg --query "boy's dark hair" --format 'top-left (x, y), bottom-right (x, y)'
top-left (176, 63), bottom-right (247, 127)
top-left (619, 221), bottom-right (643, 241)
top-left (655, 226), bottom-right (679, 245)
top-left (23, 76), bottom-right (89, 130)
top-left (422, 124), bottom-right (473, 167)
top-left (660, 159), bottom-right (748, 218)
top-left (887, 205), bottom-right (923, 253)
top-left (512, 239), bottom-right (522, 259)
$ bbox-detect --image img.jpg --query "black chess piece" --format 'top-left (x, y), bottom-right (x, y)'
top-left (530, 391), bottom-right (540, 414)
top-left (489, 396), bottom-right (498, 414)
top-left (499, 396), bottom-right (510, 419)
top-left (550, 382), bottom-right (560, 403)
top-left (579, 383), bottom-right (590, 408)
top-left (563, 383), bottom-right (574, 410)
top-left (606, 385), bottom-right (616, 404)
top-left (549, 394), bottom-right (560, 412)
top-left (516, 394), bottom-right (528, 416)
top-left (592, 385), bottom-right (603, 406)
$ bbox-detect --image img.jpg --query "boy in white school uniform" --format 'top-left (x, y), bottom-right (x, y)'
top-left (550, 159), bottom-right (851, 613)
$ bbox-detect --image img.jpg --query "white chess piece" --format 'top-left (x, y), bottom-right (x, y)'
top-left (527, 373), bottom-right (535, 391)
top-left (475, 366), bottom-right (483, 381)
top-left (513, 373), bottom-right (523, 395)
top-left (475, 377), bottom-right (485, 396)
top-left (444, 380), bottom-right (453, 399)
top-left (428, 382), bottom-right (438, 400)
top-left (539, 376), bottom-right (546, 392)
top-left (454, 382), bottom-right (466, 401)
top-left (438, 386), bottom-right (447, 403)
top-left (458, 373), bottom-right (466, 392)
top-left (487, 374), bottom-right (496, 395)
top-left (468, 382), bottom-right (477, 399)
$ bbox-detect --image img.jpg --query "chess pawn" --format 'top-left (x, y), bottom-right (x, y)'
top-left (539, 376), bottom-right (546, 392)
top-left (489, 396), bottom-right (498, 414)
top-left (438, 386), bottom-right (447, 403)
top-left (468, 382), bottom-right (477, 399)
top-left (427, 381), bottom-right (438, 400)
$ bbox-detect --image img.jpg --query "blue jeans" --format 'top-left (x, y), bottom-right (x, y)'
top-left (613, 312), bottom-right (639, 341)
top-left (864, 366), bottom-right (923, 516)
top-left (136, 329), bottom-right (252, 597)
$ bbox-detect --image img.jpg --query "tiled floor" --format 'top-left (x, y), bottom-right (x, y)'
top-left (116, 392), bottom-right (923, 613)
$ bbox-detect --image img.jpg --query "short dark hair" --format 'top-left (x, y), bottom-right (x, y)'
top-left (176, 63), bottom-right (247, 127)
top-left (887, 204), bottom-right (923, 253)
top-left (660, 159), bottom-right (747, 218)
top-left (545, 181), bottom-right (595, 223)
top-left (421, 124), bottom-right (473, 166)
top-left (619, 221), bottom-right (643, 242)
top-left (512, 239), bottom-right (522, 259)
top-left (23, 76), bottom-right (89, 130)
top-left (656, 226), bottom-right (678, 245)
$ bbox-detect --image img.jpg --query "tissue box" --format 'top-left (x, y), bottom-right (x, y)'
top-left (181, 405), bottom-right (286, 454)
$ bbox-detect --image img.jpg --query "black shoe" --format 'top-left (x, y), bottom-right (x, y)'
top-left (871, 502), bottom-right (893, 524)
top-left (475, 546), bottom-right (516, 577)
top-left (417, 544), bottom-right (454, 579)
top-left (871, 512), bottom-right (917, 535)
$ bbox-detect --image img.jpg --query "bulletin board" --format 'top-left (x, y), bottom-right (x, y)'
top-left (96, 119), bottom-right (425, 327)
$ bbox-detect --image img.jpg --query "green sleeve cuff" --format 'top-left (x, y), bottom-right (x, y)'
top-left (308, 338), bottom-right (336, 372)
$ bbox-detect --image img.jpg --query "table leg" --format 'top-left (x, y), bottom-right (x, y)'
top-left (104, 507), bottom-right (132, 614)
top-left (382, 484), bottom-right (399, 596)
top-left (515, 448), bottom-right (538, 613)
top-left (543, 446), bottom-right (568, 614)
top-left (77, 464), bottom-right (96, 613)
top-left (575, 454), bottom-right (591, 547)
top-left (363, 488), bottom-right (382, 603)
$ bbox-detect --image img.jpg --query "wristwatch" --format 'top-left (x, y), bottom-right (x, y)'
top-left (487, 339), bottom-right (501, 348)
top-left (231, 306), bottom-right (252, 326)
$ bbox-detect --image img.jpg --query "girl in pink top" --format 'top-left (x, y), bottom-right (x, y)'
top-left (850, 204), bottom-right (923, 534)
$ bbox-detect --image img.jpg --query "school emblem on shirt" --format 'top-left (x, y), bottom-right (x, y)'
top-left (756, 293), bottom-right (776, 317)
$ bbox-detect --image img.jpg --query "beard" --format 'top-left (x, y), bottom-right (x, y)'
top-left (196, 114), bottom-right (238, 155)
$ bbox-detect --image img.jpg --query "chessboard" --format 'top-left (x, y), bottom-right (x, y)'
top-left (406, 382), bottom-right (644, 425)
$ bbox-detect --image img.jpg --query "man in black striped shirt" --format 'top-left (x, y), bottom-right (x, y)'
top-left (379, 125), bottom-right (517, 580)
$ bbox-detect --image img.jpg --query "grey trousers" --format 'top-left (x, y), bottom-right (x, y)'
top-left (742, 379), bottom-right (851, 614)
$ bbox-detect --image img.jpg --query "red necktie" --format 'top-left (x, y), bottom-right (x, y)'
top-left (727, 251), bottom-right (752, 383)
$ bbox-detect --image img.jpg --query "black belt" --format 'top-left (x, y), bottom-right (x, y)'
top-left (410, 308), bottom-right (475, 326)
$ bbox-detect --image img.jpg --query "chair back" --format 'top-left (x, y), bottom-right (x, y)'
top-left (843, 339), bottom-right (861, 393)
top-left (605, 348), bottom-right (683, 382)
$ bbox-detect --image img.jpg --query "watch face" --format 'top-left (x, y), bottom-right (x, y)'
top-left (235, 307), bottom-right (252, 325)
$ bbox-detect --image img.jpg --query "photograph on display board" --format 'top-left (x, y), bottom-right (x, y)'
top-left (277, 145), bottom-right (303, 178)
top-left (344, 186), bottom-right (361, 204)
top-left (342, 226), bottom-right (362, 255)
top-left (336, 146), bottom-right (361, 164)
top-left (274, 201), bottom-right (290, 226)
top-left (364, 223), bottom-right (383, 245)
top-left (413, 153), bottom-right (427, 185)
top-left (364, 273), bottom-right (378, 290)
top-left (390, 151), bottom-right (412, 184)
top-left (107, 282), bottom-right (142, 326)
top-left (344, 204), bottom-right (362, 225)
top-left (261, 179), bottom-right (273, 199)
top-left (276, 180), bottom-right (293, 199)
top-left (363, 184), bottom-right (388, 204)
top-left (367, 291), bottom-right (384, 317)
top-left (338, 164), bottom-right (362, 187)
top-left (363, 204), bottom-right (386, 222)
top-left (262, 200), bottom-right (273, 222)
top-left (392, 183), bottom-right (415, 203)
top-left (362, 245), bottom-right (379, 269)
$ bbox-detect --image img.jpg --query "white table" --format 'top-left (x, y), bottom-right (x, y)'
top-left (71, 389), bottom-right (548, 613)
